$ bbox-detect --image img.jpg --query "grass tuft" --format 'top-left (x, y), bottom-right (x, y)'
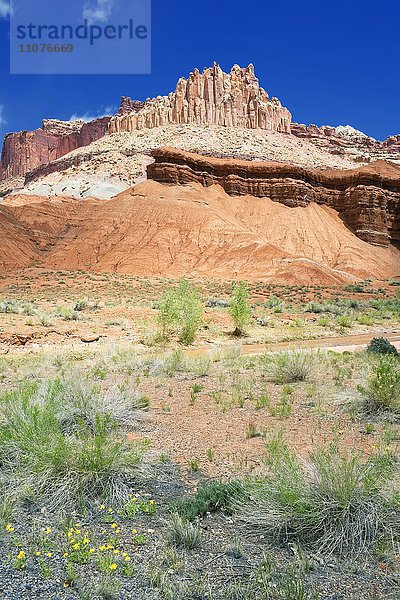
top-left (238, 434), bottom-right (399, 555)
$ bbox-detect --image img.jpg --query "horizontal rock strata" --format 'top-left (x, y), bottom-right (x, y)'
top-left (148, 147), bottom-right (400, 248)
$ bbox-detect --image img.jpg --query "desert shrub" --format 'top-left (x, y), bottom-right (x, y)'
top-left (168, 513), bottom-right (201, 548)
top-left (238, 435), bottom-right (399, 555)
top-left (303, 301), bottom-right (325, 313)
top-left (38, 313), bottom-right (53, 327)
top-left (265, 294), bottom-right (286, 312)
top-left (303, 301), bottom-right (343, 316)
top-left (229, 281), bottom-right (251, 336)
top-left (336, 315), bottom-right (353, 328)
top-left (207, 297), bottom-right (229, 308)
top-left (157, 279), bottom-right (203, 345)
top-left (343, 283), bottom-right (365, 293)
top-left (173, 480), bottom-right (245, 521)
top-left (268, 351), bottom-right (315, 384)
top-left (73, 299), bottom-right (87, 311)
top-left (55, 305), bottom-right (79, 321)
top-left (0, 300), bottom-right (21, 314)
top-left (357, 314), bottom-right (374, 326)
top-left (9, 377), bottom-right (146, 434)
top-left (0, 383), bottom-right (146, 512)
top-left (230, 551), bottom-right (318, 600)
top-left (367, 337), bottom-right (398, 356)
top-left (358, 356), bottom-right (400, 413)
top-left (56, 376), bottom-right (147, 431)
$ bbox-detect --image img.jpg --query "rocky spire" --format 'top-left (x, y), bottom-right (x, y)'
top-left (108, 64), bottom-right (292, 134)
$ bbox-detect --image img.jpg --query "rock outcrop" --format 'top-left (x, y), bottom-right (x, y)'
top-left (291, 123), bottom-right (400, 163)
top-left (148, 147), bottom-right (400, 248)
top-left (0, 117), bottom-right (110, 180)
top-left (109, 64), bottom-right (291, 134)
top-left (118, 96), bottom-right (145, 115)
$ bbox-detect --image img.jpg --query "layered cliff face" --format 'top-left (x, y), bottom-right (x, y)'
top-left (0, 117), bottom-right (110, 180)
top-left (108, 64), bottom-right (292, 134)
top-left (291, 123), bottom-right (400, 163)
top-left (148, 148), bottom-right (400, 248)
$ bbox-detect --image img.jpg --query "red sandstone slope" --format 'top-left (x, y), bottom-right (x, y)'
top-left (0, 204), bottom-right (41, 269)
top-left (2, 180), bottom-right (399, 284)
top-left (149, 149), bottom-right (400, 248)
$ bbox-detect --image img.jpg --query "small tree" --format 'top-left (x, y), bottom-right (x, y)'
top-left (158, 280), bottom-right (203, 345)
top-left (229, 281), bottom-right (251, 336)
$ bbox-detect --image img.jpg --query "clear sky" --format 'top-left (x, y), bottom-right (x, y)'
top-left (0, 0), bottom-right (399, 144)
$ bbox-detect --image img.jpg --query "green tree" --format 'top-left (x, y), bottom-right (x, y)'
top-left (229, 281), bottom-right (251, 336)
top-left (158, 279), bottom-right (203, 345)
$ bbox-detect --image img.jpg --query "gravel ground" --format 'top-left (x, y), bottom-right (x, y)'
top-left (1, 465), bottom-right (399, 600)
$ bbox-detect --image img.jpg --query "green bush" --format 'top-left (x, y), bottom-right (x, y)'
top-left (367, 337), bottom-right (398, 356)
top-left (56, 305), bottom-right (79, 321)
top-left (238, 435), bottom-right (399, 555)
top-left (358, 356), bottom-right (400, 413)
top-left (173, 480), bottom-right (245, 521)
top-left (158, 279), bottom-right (203, 345)
top-left (229, 281), bottom-right (251, 336)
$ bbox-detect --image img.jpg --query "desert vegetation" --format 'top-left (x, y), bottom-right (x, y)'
top-left (0, 271), bottom-right (399, 598)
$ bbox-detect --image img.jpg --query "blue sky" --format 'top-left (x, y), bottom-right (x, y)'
top-left (0, 0), bottom-right (399, 144)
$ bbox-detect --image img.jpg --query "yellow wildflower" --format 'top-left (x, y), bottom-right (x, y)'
top-left (115, 529), bottom-right (121, 534)
top-left (122, 552), bottom-right (127, 557)
top-left (132, 529), bottom-right (137, 534)
top-left (100, 505), bottom-right (106, 511)
top-left (149, 500), bottom-right (155, 505)
top-left (43, 527), bottom-right (51, 535)
top-left (35, 551), bottom-right (41, 556)
top-left (124, 556), bottom-right (131, 562)
top-left (75, 523), bottom-right (82, 528)
top-left (111, 523), bottom-right (118, 529)
top-left (113, 549), bottom-right (120, 554)
top-left (46, 552), bottom-right (53, 558)
top-left (63, 552), bottom-right (69, 558)
top-left (89, 548), bottom-right (95, 554)
top-left (83, 537), bottom-right (90, 544)
top-left (109, 563), bottom-right (118, 571)
top-left (72, 543), bottom-right (80, 550)
top-left (99, 545), bottom-right (107, 551)
top-left (5, 523), bottom-right (15, 532)
top-left (107, 508), bottom-right (113, 514)
top-left (17, 550), bottom-right (25, 560)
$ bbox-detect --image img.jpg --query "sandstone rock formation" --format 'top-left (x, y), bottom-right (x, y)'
top-left (2, 181), bottom-right (399, 283)
top-left (148, 147), bottom-right (400, 248)
top-left (109, 64), bottom-right (291, 134)
top-left (291, 123), bottom-right (400, 163)
top-left (118, 96), bottom-right (145, 115)
top-left (0, 117), bottom-right (110, 180)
